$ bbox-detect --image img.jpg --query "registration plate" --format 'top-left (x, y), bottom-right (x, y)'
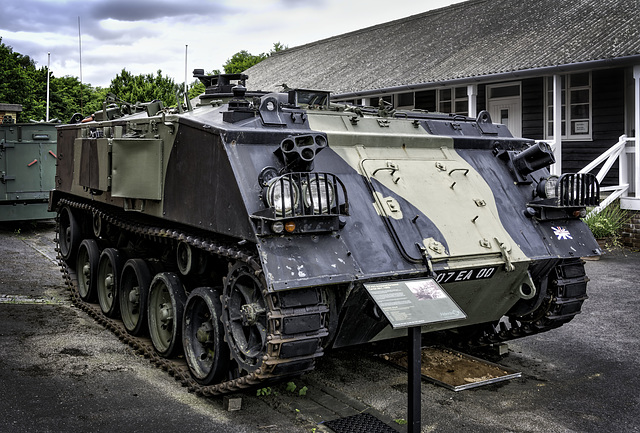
top-left (434, 266), bottom-right (498, 284)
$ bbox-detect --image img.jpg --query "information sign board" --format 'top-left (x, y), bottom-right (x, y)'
top-left (364, 278), bottom-right (466, 329)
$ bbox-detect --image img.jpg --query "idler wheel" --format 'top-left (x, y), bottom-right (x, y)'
top-left (92, 211), bottom-right (104, 238)
top-left (176, 241), bottom-right (209, 276)
top-left (119, 259), bottom-right (152, 336)
top-left (221, 264), bottom-right (268, 374)
top-left (58, 206), bottom-right (81, 263)
top-left (76, 239), bottom-right (100, 302)
top-left (148, 272), bottom-right (186, 357)
top-left (97, 248), bottom-right (124, 317)
top-left (182, 287), bottom-right (230, 385)
top-left (176, 241), bottom-right (193, 275)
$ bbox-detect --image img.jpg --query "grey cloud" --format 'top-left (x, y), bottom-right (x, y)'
top-left (0, 0), bottom-right (235, 73)
top-left (1, 0), bottom-right (239, 35)
top-left (89, 0), bottom-right (236, 22)
top-left (0, 1), bottom-right (80, 34)
top-left (279, 0), bottom-right (329, 8)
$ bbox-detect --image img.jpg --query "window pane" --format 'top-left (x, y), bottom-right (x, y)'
top-left (570, 72), bottom-right (590, 87)
top-left (490, 85), bottom-right (520, 98)
top-left (439, 89), bottom-right (451, 101)
top-left (439, 102), bottom-right (451, 113)
top-left (398, 92), bottom-right (414, 106)
top-left (571, 104), bottom-right (589, 118)
top-left (415, 90), bottom-right (436, 111)
top-left (570, 89), bottom-right (590, 104)
top-left (454, 100), bottom-right (468, 114)
top-left (547, 122), bottom-right (566, 136)
top-left (455, 86), bottom-right (467, 98)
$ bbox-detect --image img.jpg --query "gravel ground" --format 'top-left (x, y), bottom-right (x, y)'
top-left (1, 220), bottom-right (638, 433)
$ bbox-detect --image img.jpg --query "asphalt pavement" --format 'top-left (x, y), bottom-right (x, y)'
top-left (0, 220), bottom-right (638, 433)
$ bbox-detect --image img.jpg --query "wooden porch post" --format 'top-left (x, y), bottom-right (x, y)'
top-left (634, 65), bottom-right (640, 198)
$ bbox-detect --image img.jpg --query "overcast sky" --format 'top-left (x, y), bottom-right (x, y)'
top-left (1, 0), bottom-right (465, 88)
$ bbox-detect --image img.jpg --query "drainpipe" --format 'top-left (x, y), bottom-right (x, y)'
top-left (550, 74), bottom-right (563, 175)
top-left (467, 84), bottom-right (477, 118)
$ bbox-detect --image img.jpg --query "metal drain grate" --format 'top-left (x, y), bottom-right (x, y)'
top-left (324, 413), bottom-right (398, 433)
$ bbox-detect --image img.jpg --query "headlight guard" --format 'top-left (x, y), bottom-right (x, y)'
top-left (252, 172), bottom-right (349, 235)
top-left (527, 173), bottom-right (599, 221)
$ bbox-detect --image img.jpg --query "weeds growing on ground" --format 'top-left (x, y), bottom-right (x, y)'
top-left (583, 201), bottom-right (630, 242)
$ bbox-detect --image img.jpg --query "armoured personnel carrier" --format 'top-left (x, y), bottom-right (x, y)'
top-left (1, 115), bottom-right (57, 221)
top-left (50, 73), bottom-right (600, 394)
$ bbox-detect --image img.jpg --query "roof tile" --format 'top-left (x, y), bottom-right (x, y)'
top-left (245, 0), bottom-right (640, 95)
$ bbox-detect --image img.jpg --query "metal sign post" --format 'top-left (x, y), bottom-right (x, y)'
top-left (408, 325), bottom-right (422, 433)
top-left (364, 278), bottom-right (466, 433)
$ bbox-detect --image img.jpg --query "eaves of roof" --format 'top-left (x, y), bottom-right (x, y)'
top-left (332, 54), bottom-right (640, 99)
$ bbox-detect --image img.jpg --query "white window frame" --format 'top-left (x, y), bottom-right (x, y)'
top-left (437, 86), bottom-right (469, 115)
top-left (545, 72), bottom-right (593, 141)
top-left (396, 92), bottom-right (415, 110)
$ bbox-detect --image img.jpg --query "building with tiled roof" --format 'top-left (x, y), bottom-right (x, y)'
top-left (248, 0), bottom-right (639, 97)
top-left (245, 0), bottom-right (640, 232)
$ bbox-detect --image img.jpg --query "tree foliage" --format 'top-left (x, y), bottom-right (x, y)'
top-left (0, 39), bottom-right (287, 123)
top-left (222, 42), bottom-right (288, 74)
top-left (0, 38), bottom-right (102, 122)
top-left (108, 69), bottom-right (181, 108)
top-left (0, 38), bottom-right (44, 121)
top-left (223, 50), bottom-right (269, 74)
top-left (188, 80), bottom-right (206, 100)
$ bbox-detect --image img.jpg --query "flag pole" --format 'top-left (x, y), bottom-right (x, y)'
top-left (46, 52), bottom-right (50, 122)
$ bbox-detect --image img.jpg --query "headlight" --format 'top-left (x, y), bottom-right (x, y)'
top-left (537, 175), bottom-right (559, 199)
top-left (303, 176), bottom-right (335, 213)
top-left (544, 175), bottom-right (559, 198)
top-left (266, 177), bottom-right (299, 215)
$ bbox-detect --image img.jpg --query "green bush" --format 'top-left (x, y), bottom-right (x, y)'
top-left (583, 202), bottom-right (629, 239)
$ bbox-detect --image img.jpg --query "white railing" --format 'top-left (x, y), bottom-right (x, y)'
top-left (578, 135), bottom-right (639, 214)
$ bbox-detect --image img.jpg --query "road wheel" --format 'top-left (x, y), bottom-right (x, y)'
top-left (76, 239), bottom-right (100, 302)
top-left (119, 259), bottom-right (152, 336)
top-left (183, 287), bottom-right (230, 385)
top-left (148, 272), bottom-right (186, 357)
top-left (97, 248), bottom-right (124, 317)
top-left (58, 206), bottom-right (81, 263)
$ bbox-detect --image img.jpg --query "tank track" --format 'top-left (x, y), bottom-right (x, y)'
top-left (55, 197), bottom-right (328, 396)
top-left (450, 259), bottom-right (589, 348)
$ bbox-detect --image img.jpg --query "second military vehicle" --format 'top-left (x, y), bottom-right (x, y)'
top-left (1, 111), bottom-right (58, 221)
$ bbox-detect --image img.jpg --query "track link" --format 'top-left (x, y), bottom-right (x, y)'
top-left (55, 197), bottom-right (328, 396)
top-left (451, 259), bottom-right (589, 348)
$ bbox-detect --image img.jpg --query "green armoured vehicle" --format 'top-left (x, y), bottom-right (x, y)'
top-left (1, 113), bottom-right (57, 221)
top-left (49, 73), bottom-right (600, 393)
